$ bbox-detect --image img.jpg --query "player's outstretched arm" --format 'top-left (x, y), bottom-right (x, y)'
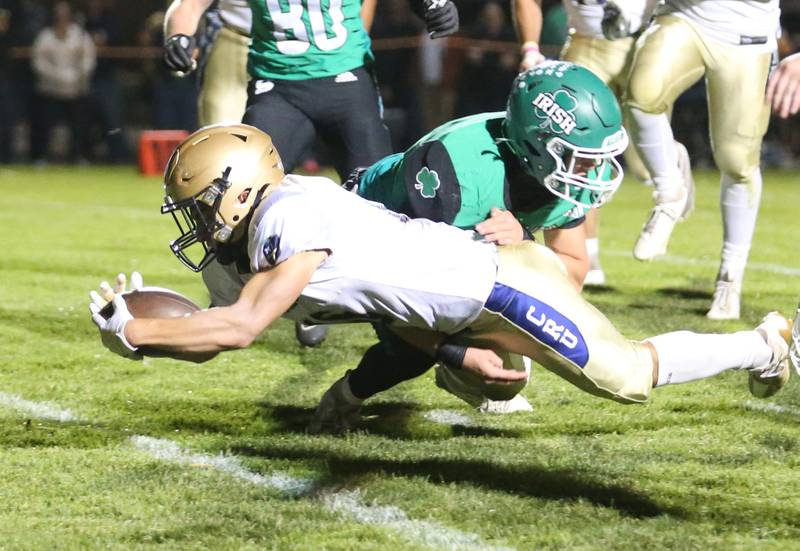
top-left (120, 251), bottom-right (326, 356)
top-left (766, 52), bottom-right (800, 119)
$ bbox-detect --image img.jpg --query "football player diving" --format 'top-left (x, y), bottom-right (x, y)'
top-left (337, 61), bottom-right (626, 414)
top-left (613, 0), bottom-right (780, 320)
top-left (89, 124), bottom-right (792, 435)
top-left (162, 0), bottom-right (459, 349)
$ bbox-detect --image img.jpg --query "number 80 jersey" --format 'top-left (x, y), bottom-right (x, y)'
top-left (248, 0), bottom-right (373, 80)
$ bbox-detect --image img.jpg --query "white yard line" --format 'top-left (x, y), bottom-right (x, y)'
top-left (0, 392), bottom-right (82, 422)
top-left (603, 249), bottom-right (800, 277)
top-left (133, 435), bottom-right (512, 551)
top-left (743, 400), bottom-right (800, 420)
top-left (131, 435), bottom-right (315, 496)
top-left (325, 489), bottom-right (514, 551)
top-left (423, 409), bottom-right (475, 427)
top-left (0, 393), bottom-right (511, 549)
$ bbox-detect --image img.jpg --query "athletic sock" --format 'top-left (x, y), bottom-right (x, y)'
top-left (628, 107), bottom-right (681, 198)
top-left (719, 171), bottom-right (761, 281)
top-left (586, 237), bottom-right (600, 258)
top-left (648, 330), bottom-right (773, 386)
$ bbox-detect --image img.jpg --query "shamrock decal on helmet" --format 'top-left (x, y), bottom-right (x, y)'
top-left (532, 89), bottom-right (578, 135)
top-left (502, 61), bottom-right (629, 210)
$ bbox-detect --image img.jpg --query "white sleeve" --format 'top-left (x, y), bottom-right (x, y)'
top-left (250, 194), bottom-right (333, 272)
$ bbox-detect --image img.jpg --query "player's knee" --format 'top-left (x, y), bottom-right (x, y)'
top-left (626, 69), bottom-right (669, 114)
top-left (714, 142), bottom-right (760, 185)
top-left (582, 344), bottom-right (653, 404)
top-left (591, 371), bottom-right (651, 404)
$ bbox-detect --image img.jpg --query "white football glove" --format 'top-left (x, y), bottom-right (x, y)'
top-left (89, 272), bottom-right (143, 360)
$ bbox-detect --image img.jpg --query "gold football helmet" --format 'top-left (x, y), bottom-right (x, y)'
top-left (161, 124), bottom-right (284, 271)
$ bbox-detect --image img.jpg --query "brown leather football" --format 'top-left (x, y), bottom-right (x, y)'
top-left (100, 289), bottom-right (217, 363)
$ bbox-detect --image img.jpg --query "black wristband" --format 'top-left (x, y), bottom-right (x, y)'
top-left (435, 342), bottom-right (467, 369)
top-left (522, 226), bottom-right (536, 241)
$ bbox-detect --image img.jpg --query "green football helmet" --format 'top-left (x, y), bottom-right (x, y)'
top-left (502, 60), bottom-right (628, 209)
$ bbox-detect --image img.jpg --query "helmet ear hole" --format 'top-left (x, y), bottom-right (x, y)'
top-left (524, 139), bottom-right (543, 158)
top-left (237, 188), bottom-right (252, 204)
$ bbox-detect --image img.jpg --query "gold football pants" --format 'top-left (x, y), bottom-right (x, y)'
top-left (626, 15), bottom-right (772, 185)
top-left (198, 26), bottom-right (251, 126)
top-left (451, 243), bottom-right (654, 404)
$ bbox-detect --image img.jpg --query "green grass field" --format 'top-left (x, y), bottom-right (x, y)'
top-left (1, 165), bottom-right (799, 550)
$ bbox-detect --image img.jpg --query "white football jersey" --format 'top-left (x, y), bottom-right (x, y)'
top-left (246, 174), bottom-right (499, 334)
top-left (218, 0), bottom-right (252, 36)
top-left (658, 0), bottom-right (780, 50)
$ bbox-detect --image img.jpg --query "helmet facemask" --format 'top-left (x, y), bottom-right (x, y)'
top-left (543, 128), bottom-right (628, 209)
top-left (161, 124), bottom-right (285, 272)
top-left (161, 168), bottom-right (238, 272)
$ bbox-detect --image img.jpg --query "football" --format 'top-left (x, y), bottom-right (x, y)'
top-left (100, 288), bottom-right (218, 363)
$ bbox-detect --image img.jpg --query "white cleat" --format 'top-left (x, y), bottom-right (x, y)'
top-left (633, 146), bottom-right (693, 261)
top-left (674, 141), bottom-right (695, 221)
top-left (308, 372), bottom-right (363, 434)
top-left (583, 267), bottom-right (606, 287)
top-left (478, 394), bottom-right (533, 414)
top-left (633, 202), bottom-right (683, 261)
top-left (706, 273), bottom-right (741, 320)
top-left (749, 312), bottom-right (791, 398)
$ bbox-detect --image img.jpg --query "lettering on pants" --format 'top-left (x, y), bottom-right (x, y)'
top-left (525, 305), bottom-right (579, 349)
top-left (485, 282), bottom-right (589, 368)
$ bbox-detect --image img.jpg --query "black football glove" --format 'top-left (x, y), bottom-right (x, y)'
top-left (163, 33), bottom-right (197, 73)
top-left (424, 0), bottom-right (459, 39)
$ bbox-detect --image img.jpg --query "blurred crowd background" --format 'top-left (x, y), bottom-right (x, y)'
top-left (1, 0), bottom-right (800, 169)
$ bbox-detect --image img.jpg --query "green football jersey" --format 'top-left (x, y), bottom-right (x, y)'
top-left (358, 112), bottom-right (596, 232)
top-left (248, 0), bottom-right (372, 80)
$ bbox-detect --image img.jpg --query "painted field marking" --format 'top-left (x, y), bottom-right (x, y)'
top-left (424, 409), bottom-right (475, 427)
top-left (324, 489), bottom-right (514, 551)
top-left (133, 435), bottom-right (513, 551)
top-left (131, 435), bottom-right (315, 496)
top-left (0, 392), bottom-right (512, 550)
top-left (0, 392), bottom-right (83, 423)
top-left (603, 250), bottom-right (800, 277)
top-left (743, 400), bottom-right (800, 420)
